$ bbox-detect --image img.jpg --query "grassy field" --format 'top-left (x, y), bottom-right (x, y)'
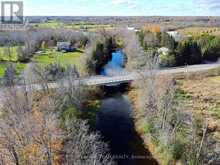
top-left (0, 46), bottom-right (19, 62)
top-left (34, 21), bottom-right (114, 31)
top-left (33, 48), bottom-right (83, 68)
top-left (0, 46), bottom-right (84, 78)
top-left (176, 75), bottom-right (220, 149)
top-left (0, 46), bottom-right (27, 78)
top-left (177, 27), bottom-right (220, 36)
top-left (0, 62), bottom-right (26, 77)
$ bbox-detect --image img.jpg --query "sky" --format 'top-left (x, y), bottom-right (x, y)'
top-left (4, 0), bottom-right (220, 16)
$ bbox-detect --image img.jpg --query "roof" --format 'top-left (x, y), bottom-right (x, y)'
top-left (158, 47), bottom-right (169, 53)
top-left (57, 41), bottom-right (71, 46)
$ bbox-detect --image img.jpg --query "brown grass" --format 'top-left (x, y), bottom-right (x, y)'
top-left (177, 27), bottom-right (220, 37)
top-left (177, 75), bottom-right (220, 141)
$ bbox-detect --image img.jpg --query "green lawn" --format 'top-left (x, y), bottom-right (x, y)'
top-left (0, 62), bottom-right (26, 77)
top-left (36, 20), bottom-right (64, 28)
top-left (0, 46), bottom-right (27, 78)
top-left (0, 46), bottom-right (19, 62)
top-left (33, 49), bottom-right (83, 68)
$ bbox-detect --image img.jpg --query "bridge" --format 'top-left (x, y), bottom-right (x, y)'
top-left (27, 63), bottom-right (220, 89)
top-left (0, 63), bottom-right (219, 107)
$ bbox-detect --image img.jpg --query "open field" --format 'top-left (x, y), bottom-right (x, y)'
top-left (177, 27), bottom-right (220, 36)
top-left (0, 46), bottom-right (26, 77)
top-left (177, 75), bottom-right (220, 135)
top-left (0, 46), bottom-right (84, 78)
top-left (0, 46), bottom-right (19, 62)
top-left (34, 20), bottom-right (114, 31)
top-left (0, 62), bottom-right (26, 77)
top-left (33, 48), bottom-right (83, 68)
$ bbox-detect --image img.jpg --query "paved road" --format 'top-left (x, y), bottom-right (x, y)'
top-left (0, 63), bottom-right (220, 107)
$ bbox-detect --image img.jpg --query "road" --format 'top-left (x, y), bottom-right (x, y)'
top-left (0, 63), bottom-right (220, 107)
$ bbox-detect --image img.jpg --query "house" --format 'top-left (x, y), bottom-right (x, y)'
top-left (158, 47), bottom-right (170, 56)
top-left (127, 26), bottom-right (135, 31)
top-left (57, 42), bottom-right (75, 52)
top-left (167, 31), bottom-right (182, 41)
top-left (127, 26), bottom-right (140, 32)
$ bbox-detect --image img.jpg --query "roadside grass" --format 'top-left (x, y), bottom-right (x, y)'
top-left (33, 48), bottom-right (83, 68)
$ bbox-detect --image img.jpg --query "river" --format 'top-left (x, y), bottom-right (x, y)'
top-left (96, 50), bottom-right (158, 165)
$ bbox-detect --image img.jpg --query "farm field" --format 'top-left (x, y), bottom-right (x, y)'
top-left (177, 26), bottom-right (220, 36)
top-left (34, 20), bottom-right (114, 31)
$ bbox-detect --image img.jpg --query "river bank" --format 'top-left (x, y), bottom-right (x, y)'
top-left (96, 85), bottom-right (158, 165)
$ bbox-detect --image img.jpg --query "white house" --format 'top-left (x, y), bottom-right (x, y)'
top-left (127, 26), bottom-right (135, 31)
top-left (158, 47), bottom-right (170, 55)
top-left (167, 31), bottom-right (182, 41)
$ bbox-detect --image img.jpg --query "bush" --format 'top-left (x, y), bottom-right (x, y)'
top-left (61, 107), bottom-right (80, 127)
top-left (45, 63), bottom-right (65, 81)
top-left (159, 53), bottom-right (176, 67)
top-left (142, 121), bottom-right (154, 134)
top-left (171, 140), bottom-right (185, 160)
top-left (17, 46), bottom-right (30, 63)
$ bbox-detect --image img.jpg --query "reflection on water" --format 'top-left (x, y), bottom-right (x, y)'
top-left (101, 50), bottom-right (127, 76)
top-left (96, 93), bottom-right (158, 165)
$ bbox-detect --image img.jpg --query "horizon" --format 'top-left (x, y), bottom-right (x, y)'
top-left (13, 0), bottom-right (220, 16)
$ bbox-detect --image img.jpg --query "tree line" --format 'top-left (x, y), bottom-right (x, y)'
top-left (138, 31), bottom-right (220, 67)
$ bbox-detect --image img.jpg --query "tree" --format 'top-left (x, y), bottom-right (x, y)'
top-left (56, 65), bottom-right (86, 111)
top-left (176, 40), bottom-right (202, 66)
top-left (3, 45), bottom-right (12, 61)
top-left (3, 64), bottom-right (16, 86)
top-left (63, 119), bottom-right (115, 165)
top-left (0, 85), bottom-right (63, 165)
top-left (17, 46), bottom-right (30, 63)
top-left (123, 30), bottom-right (146, 70)
top-left (161, 32), bottom-right (176, 51)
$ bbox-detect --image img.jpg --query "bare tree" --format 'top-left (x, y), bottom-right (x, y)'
top-left (122, 30), bottom-right (146, 70)
top-left (56, 65), bottom-right (86, 111)
top-left (0, 84), bottom-right (63, 165)
top-left (64, 119), bottom-right (115, 165)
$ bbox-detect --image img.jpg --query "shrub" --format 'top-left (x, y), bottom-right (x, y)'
top-left (17, 46), bottom-right (30, 63)
top-left (45, 63), bottom-right (65, 81)
top-left (60, 107), bottom-right (80, 127)
top-left (159, 53), bottom-right (176, 67)
top-left (171, 140), bottom-right (185, 160)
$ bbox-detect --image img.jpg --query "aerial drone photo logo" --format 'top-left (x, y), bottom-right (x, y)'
top-left (1, 1), bottom-right (23, 24)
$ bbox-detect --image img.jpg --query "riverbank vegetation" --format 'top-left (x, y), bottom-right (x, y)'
top-left (81, 30), bottom-right (123, 75)
top-left (0, 65), bottom-right (114, 164)
top-left (128, 52), bottom-right (220, 164)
